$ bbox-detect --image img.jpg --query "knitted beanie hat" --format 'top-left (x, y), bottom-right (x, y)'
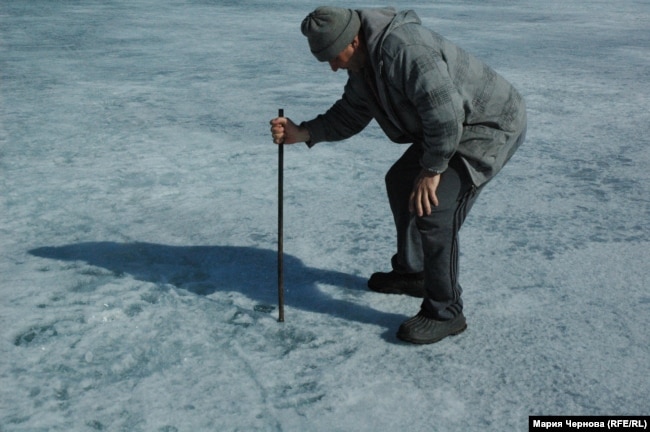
top-left (301, 6), bottom-right (361, 62)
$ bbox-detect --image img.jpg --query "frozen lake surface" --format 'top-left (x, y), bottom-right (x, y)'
top-left (1, 0), bottom-right (649, 430)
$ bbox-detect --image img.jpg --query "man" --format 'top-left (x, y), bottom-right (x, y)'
top-left (269, 6), bottom-right (527, 344)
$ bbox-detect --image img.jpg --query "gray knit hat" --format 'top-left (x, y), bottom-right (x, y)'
top-left (301, 6), bottom-right (361, 62)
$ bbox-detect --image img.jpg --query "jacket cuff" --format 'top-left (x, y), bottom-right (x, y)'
top-left (300, 119), bottom-right (325, 148)
top-left (424, 167), bottom-right (446, 175)
top-left (420, 154), bottom-right (450, 174)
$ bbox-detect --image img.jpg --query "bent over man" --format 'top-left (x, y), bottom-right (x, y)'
top-left (270, 6), bottom-right (527, 344)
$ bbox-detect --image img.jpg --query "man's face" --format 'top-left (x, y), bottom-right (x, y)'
top-left (328, 36), bottom-right (364, 73)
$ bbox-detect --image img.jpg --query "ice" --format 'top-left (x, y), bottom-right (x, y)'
top-left (1, 0), bottom-right (649, 430)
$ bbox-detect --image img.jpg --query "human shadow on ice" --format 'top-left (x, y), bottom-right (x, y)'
top-left (29, 242), bottom-right (407, 335)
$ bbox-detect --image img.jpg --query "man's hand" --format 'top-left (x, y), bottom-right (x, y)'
top-left (269, 117), bottom-right (310, 145)
top-left (409, 170), bottom-right (441, 217)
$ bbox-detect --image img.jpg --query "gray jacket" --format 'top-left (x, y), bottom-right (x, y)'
top-left (303, 8), bottom-right (527, 186)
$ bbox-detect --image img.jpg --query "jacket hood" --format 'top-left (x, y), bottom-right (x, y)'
top-left (357, 8), bottom-right (422, 64)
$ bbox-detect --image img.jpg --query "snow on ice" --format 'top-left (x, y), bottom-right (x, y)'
top-left (1, 0), bottom-right (648, 430)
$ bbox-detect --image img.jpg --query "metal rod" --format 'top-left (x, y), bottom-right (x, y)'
top-left (277, 108), bottom-right (285, 322)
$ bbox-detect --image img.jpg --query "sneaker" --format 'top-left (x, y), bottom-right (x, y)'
top-left (396, 311), bottom-right (467, 344)
top-left (367, 270), bottom-right (424, 297)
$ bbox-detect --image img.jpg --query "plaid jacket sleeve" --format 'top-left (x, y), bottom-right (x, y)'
top-left (301, 76), bottom-right (373, 146)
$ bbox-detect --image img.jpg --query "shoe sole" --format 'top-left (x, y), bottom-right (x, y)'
top-left (367, 284), bottom-right (425, 298)
top-left (397, 322), bottom-right (467, 345)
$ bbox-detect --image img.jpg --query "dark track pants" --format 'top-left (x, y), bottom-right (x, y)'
top-left (385, 145), bottom-right (481, 320)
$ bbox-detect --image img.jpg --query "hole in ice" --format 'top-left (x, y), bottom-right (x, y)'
top-left (14, 325), bottom-right (58, 347)
top-left (253, 304), bottom-right (275, 313)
